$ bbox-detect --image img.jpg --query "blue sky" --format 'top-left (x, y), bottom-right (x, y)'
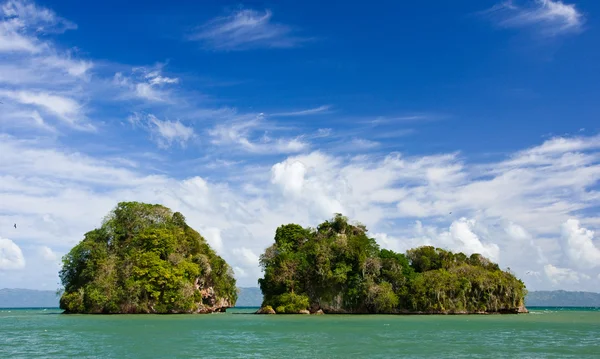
top-left (0, 0), bottom-right (599, 291)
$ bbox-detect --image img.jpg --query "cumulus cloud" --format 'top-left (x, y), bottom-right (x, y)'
top-left (412, 218), bottom-right (501, 262)
top-left (544, 264), bottom-right (586, 284)
top-left (482, 0), bottom-right (585, 36)
top-left (189, 9), bottom-right (308, 51)
top-left (38, 245), bottom-right (58, 261)
top-left (561, 219), bottom-right (600, 269)
top-left (2, 132), bottom-right (600, 290)
top-left (201, 227), bottom-right (224, 253)
top-left (271, 160), bottom-right (307, 196)
top-left (0, 237), bottom-right (26, 270)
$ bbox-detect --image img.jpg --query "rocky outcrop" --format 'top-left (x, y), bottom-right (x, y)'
top-left (298, 309), bottom-right (310, 314)
top-left (313, 309), bottom-right (325, 315)
top-left (256, 306), bottom-right (276, 314)
top-left (195, 286), bottom-right (232, 314)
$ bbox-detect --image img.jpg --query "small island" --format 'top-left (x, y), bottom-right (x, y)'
top-left (257, 214), bottom-right (527, 315)
top-left (59, 202), bottom-right (237, 314)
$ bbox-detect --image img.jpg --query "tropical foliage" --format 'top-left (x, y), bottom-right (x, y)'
top-left (59, 202), bottom-right (237, 314)
top-left (258, 214), bottom-right (526, 314)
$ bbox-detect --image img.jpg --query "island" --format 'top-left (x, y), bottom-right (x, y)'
top-left (59, 202), bottom-right (237, 314)
top-left (257, 214), bottom-right (527, 315)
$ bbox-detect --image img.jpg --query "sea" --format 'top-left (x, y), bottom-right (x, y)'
top-left (1, 307), bottom-right (598, 358)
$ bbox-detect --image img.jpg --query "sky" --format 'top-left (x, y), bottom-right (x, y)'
top-left (0, 0), bottom-right (599, 292)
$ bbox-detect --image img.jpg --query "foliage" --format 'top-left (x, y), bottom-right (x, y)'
top-left (59, 202), bottom-right (237, 314)
top-left (258, 214), bottom-right (526, 314)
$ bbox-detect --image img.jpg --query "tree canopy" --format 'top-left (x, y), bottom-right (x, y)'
top-left (59, 202), bottom-right (237, 314)
top-left (258, 214), bottom-right (527, 314)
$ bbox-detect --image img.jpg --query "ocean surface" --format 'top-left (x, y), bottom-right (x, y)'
top-left (1, 307), bottom-right (598, 358)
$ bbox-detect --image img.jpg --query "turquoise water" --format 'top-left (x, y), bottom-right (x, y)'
top-left (1, 307), bottom-right (598, 358)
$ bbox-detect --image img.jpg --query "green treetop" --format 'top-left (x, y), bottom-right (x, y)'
top-left (59, 201), bottom-right (237, 314)
top-left (258, 214), bottom-right (527, 314)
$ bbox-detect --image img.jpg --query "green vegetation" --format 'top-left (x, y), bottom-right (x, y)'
top-left (258, 214), bottom-right (527, 314)
top-left (59, 202), bottom-right (237, 314)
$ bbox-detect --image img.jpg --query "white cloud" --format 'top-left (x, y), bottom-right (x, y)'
top-left (350, 138), bottom-right (380, 150)
top-left (413, 218), bottom-right (501, 262)
top-left (1, 0), bottom-right (76, 33)
top-left (41, 54), bottom-right (92, 78)
top-left (2, 134), bottom-right (600, 290)
top-left (270, 105), bottom-right (331, 117)
top-left (190, 9), bottom-right (307, 51)
top-left (544, 264), bottom-right (583, 284)
top-left (0, 90), bottom-right (85, 126)
top-left (0, 1), bottom-right (96, 133)
top-left (271, 160), bottom-right (306, 196)
top-left (38, 245), bottom-right (58, 261)
top-left (147, 115), bottom-right (195, 149)
top-left (232, 247), bottom-right (259, 267)
top-left (113, 65), bottom-right (179, 102)
top-left (561, 219), bottom-right (600, 269)
top-left (0, 237), bottom-right (25, 270)
top-left (0, 110), bottom-right (57, 133)
top-left (127, 113), bottom-right (195, 149)
top-left (202, 227), bottom-right (224, 253)
top-left (482, 0), bottom-right (585, 36)
top-left (208, 114), bottom-right (309, 154)
top-left (0, 0), bottom-right (76, 53)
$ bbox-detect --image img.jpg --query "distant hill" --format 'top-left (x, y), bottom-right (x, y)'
top-left (236, 287), bottom-right (262, 307)
top-left (3, 288), bottom-right (599, 308)
top-left (525, 290), bottom-right (600, 307)
top-left (0, 288), bottom-right (59, 308)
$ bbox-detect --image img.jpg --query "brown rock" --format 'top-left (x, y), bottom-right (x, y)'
top-left (298, 309), bottom-right (310, 314)
top-left (313, 309), bottom-right (325, 315)
top-left (256, 306), bottom-right (276, 314)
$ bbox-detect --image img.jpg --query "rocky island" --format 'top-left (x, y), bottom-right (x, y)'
top-left (59, 202), bottom-right (237, 314)
top-left (257, 214), bottom-right (527, 315)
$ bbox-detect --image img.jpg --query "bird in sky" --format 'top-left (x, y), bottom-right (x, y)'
top-left (14, 223), bottom-right (17, 228)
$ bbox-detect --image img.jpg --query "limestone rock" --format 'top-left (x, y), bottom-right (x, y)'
top-left (256, 306), bottom-right (276, 314)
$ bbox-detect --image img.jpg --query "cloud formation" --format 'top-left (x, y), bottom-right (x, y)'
top-left (208, 114), bottom-right (309, 154)
top-left (0, 0), bottom-right (76, 53)
top-left (270, 105), bottom-right (332, 117)
top-left (0, 0), bottom-right (93, 132)
top-left (128, 113), bottom-right (195, 149)
top-left (0, 237), bottom-right (25, 270)
top-left (1, 131), bottom-right (600, 290)
top-left (482, 0), bottom-right (585, 36)
top-left (113, 65), bottom-right (179, 102)
top-left (190, 9), bottom-right (308, 50)
top-left (561, 219), bottom-right (600, 269)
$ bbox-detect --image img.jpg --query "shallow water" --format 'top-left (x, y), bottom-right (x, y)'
top-left (1, 307), bottom-right (598, 358)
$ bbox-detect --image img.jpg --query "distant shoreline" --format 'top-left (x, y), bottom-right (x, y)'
top-left (3, 288), bottom-right (600, 309)
top-left (3, 306), bottom-right (600, 313)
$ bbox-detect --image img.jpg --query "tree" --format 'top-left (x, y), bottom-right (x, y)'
top-left (257, 214), bottom-right (527, 314)
top-left (59, 201), bottom-right (237, 314)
